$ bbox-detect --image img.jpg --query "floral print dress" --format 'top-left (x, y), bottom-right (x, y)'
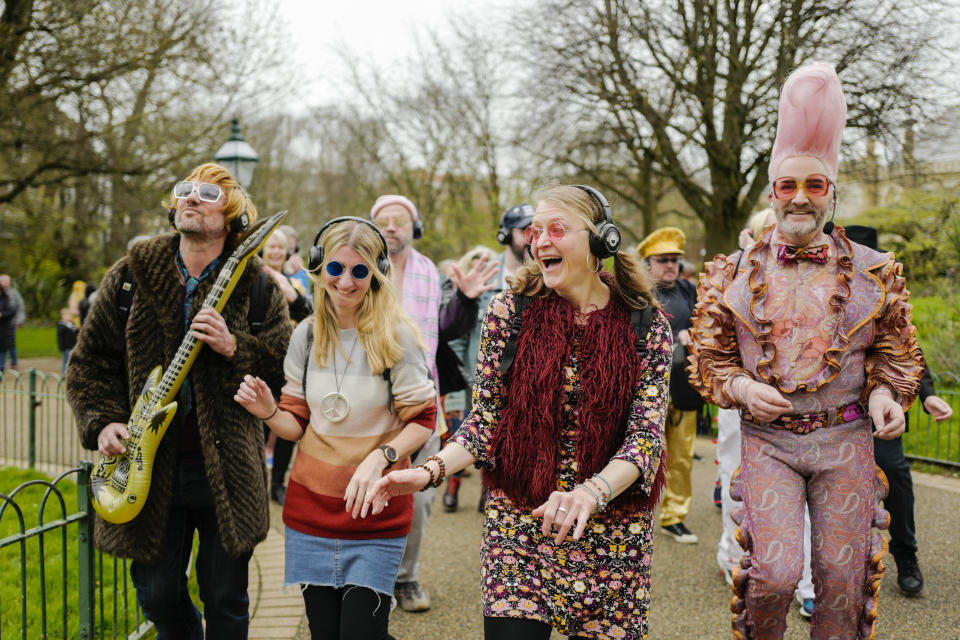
top-left (451, 291), bottom-right (672, 640)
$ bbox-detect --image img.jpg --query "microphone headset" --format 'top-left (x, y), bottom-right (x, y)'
top-left (308, 216), bottom-right (391, 291)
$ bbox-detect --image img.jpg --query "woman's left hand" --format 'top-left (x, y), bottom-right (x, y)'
top-left (532, 487), bottom-right (597, 545)
top-left (344, 451), bottom-right (388, 519)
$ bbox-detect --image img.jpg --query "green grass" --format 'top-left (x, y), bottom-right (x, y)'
top-left (14, 326), bottom-right (60, 358)
top-left (911, 289), bottom-right (960, 373)
top-left (0, 466), bottom-right (192, 639)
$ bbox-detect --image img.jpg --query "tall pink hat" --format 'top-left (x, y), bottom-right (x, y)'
top-left (768, 62), bottom-right (847, 182)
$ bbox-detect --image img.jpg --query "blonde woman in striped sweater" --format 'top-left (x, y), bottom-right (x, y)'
top-left (235, 217), bottom-right (436, 640)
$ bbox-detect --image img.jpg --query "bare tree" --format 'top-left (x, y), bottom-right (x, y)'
top-left (329, 13), bottom-right (527, 260)
top-left (518, 0), bottom-right (956, 257)
top-left (0, 0), bottom-right (293, 282)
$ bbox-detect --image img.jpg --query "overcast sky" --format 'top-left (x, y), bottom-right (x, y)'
top-left (275, 0), bottom-right (463, 106)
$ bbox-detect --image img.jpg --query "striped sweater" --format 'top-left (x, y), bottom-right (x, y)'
top-left (278, 320), bottom-right (436, 539)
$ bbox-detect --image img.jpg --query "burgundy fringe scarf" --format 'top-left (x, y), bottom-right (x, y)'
top-left (487, 285), bottom-right (660, 513)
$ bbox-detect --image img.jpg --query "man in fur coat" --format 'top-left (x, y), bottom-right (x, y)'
top-left (67, 162), bottom-right (291, 639)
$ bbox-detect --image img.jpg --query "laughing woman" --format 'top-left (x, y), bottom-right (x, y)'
top-left (235, 217), bottom-right (436, 640)
top-left (364, 185), bottom-right (671, 640)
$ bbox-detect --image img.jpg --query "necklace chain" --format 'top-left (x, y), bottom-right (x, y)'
top-left (332, 333), bottom-right (360, 393)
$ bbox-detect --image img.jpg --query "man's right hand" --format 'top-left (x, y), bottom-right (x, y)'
top-left (97, 422), bottom-right (130, 456)
top-left (741, 379), bottom-right (793, 422)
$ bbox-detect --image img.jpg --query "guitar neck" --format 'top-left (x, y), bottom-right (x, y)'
top-left (152, 256), bottom-right (245, 405)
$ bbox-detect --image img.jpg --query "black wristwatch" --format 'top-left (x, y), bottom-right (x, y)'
top-left (379, 445), bottom-right (399, 469)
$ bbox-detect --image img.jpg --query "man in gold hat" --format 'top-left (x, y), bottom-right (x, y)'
top-left (637, 227), bottom-right (701, 544)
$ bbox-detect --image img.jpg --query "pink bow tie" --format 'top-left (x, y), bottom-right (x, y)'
top-left (777, 243), bottom-right (828, 265)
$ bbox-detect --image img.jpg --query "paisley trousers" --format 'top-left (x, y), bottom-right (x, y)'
top-left (729, 419), bottom-right (888, 640)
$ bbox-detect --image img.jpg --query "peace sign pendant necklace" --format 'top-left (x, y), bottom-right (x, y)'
top-left (319, 334), bottom-right (359, 423)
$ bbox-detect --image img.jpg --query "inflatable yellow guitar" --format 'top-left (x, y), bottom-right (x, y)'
top-left (90, 210), bottom-right (288, 523)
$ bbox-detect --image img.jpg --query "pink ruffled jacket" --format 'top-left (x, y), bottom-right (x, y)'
top-left (688, 226), bottom-right (924, 414)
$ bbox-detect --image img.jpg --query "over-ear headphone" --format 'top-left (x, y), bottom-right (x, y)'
top-left (497, 203), bottom-right (535, 245)
top-left (496, 223), bottom-right (511, 245)
top-left (412, 212), bottom-right (424, 240)
top-left (573, 185), bottom-right (622, 259)
top-left (229, 208), bottom-right (250, 234)
top-left (308, 216), bottom-right (391, 290)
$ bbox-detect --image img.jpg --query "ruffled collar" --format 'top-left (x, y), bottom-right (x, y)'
top-left (744, 225), bottom-right (855, 393)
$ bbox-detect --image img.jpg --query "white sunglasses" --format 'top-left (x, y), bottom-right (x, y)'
top-left (173, 181), bottom-right (223, 203)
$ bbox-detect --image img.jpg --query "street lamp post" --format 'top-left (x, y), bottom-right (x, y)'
top-left (214, 118), bottom-right (259, 189)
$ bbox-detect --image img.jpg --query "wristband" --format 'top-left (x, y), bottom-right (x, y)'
top-left (263, 405), bottom-right (279, 421)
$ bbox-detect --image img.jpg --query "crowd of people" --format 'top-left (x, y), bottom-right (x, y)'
top-left (57, 61), bottom-right (955, 640)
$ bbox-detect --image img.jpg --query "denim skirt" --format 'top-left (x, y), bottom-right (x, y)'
top-left (284, 526), bottom-right (406, 596)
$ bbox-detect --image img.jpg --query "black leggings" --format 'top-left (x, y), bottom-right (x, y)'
top-left (303, 585), bottom-right (390, 640)
top-left (483, 616), bottom-right (590, 640)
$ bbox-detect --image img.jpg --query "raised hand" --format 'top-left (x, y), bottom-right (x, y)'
top-left (448, 255), bottom-right (499, 300)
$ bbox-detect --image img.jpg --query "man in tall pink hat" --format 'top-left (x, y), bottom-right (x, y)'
top-left (688, 62), bottom-right (925, 639)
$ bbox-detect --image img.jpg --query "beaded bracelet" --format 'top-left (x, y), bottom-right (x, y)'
top-left (590, 473), bottom-right (614, 500)
top-left (575, 482), bottom-right (607, 512)
top-left (424, 455), bottom-right (446, 488)
top-left (417, 462), bottom-right (437, 492)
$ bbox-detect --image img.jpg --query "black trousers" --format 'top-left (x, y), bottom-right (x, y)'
top-left (874, 435), bottom-right (917, 560)
top-left (271, 436), bottom-right (295, 491)
top-left (303, 585), bottom-right (390, 640)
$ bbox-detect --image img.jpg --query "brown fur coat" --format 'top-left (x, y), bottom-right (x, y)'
top-left (67, 233), bottom-right (291, 562)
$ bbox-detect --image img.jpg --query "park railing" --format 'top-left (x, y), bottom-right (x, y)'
top-left (0, 462), bottom-right (152, 639)
top-left (0, 369), bottom-right (86, 474)
top-left (903, 371), bottom-right (960, 467)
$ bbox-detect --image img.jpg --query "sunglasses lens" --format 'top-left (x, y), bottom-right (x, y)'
top-left (523, 226), bottom-right (539, 244)
top-left (174, 181), bottom-right (193, 199)
top-left (805, 176), bottom-right (828, 197)
top-left (547, 223), bottom-right (566, 240)
top-left (197, 183), bottom-right (221, 202)
top-left (325, 261), bottom-right (344, 277)
top-left (773, 178), bottom-right (797, 200)
top-left (350, 264), bottom-right (370, 280)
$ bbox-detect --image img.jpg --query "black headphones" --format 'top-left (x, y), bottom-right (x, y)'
top-left (496, 223), bottom-right (511, 246)
top-left (573, 185), bottom-right (622, 259)
top-left (308, 216), bottom-right (391, 290)
top-left (412, 212), bottom-right (424, 240)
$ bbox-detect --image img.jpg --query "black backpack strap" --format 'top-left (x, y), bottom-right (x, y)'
top-left (113, 265), bottom-right (137, 353)
top-left (499, 294), bottom-right (532, 375)
top-left (302, 323), bottom-right (313, 392)
top-left (248, 271), bottom-right (269, 335)
top-left (632, 305), bottom-right (654, 358)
